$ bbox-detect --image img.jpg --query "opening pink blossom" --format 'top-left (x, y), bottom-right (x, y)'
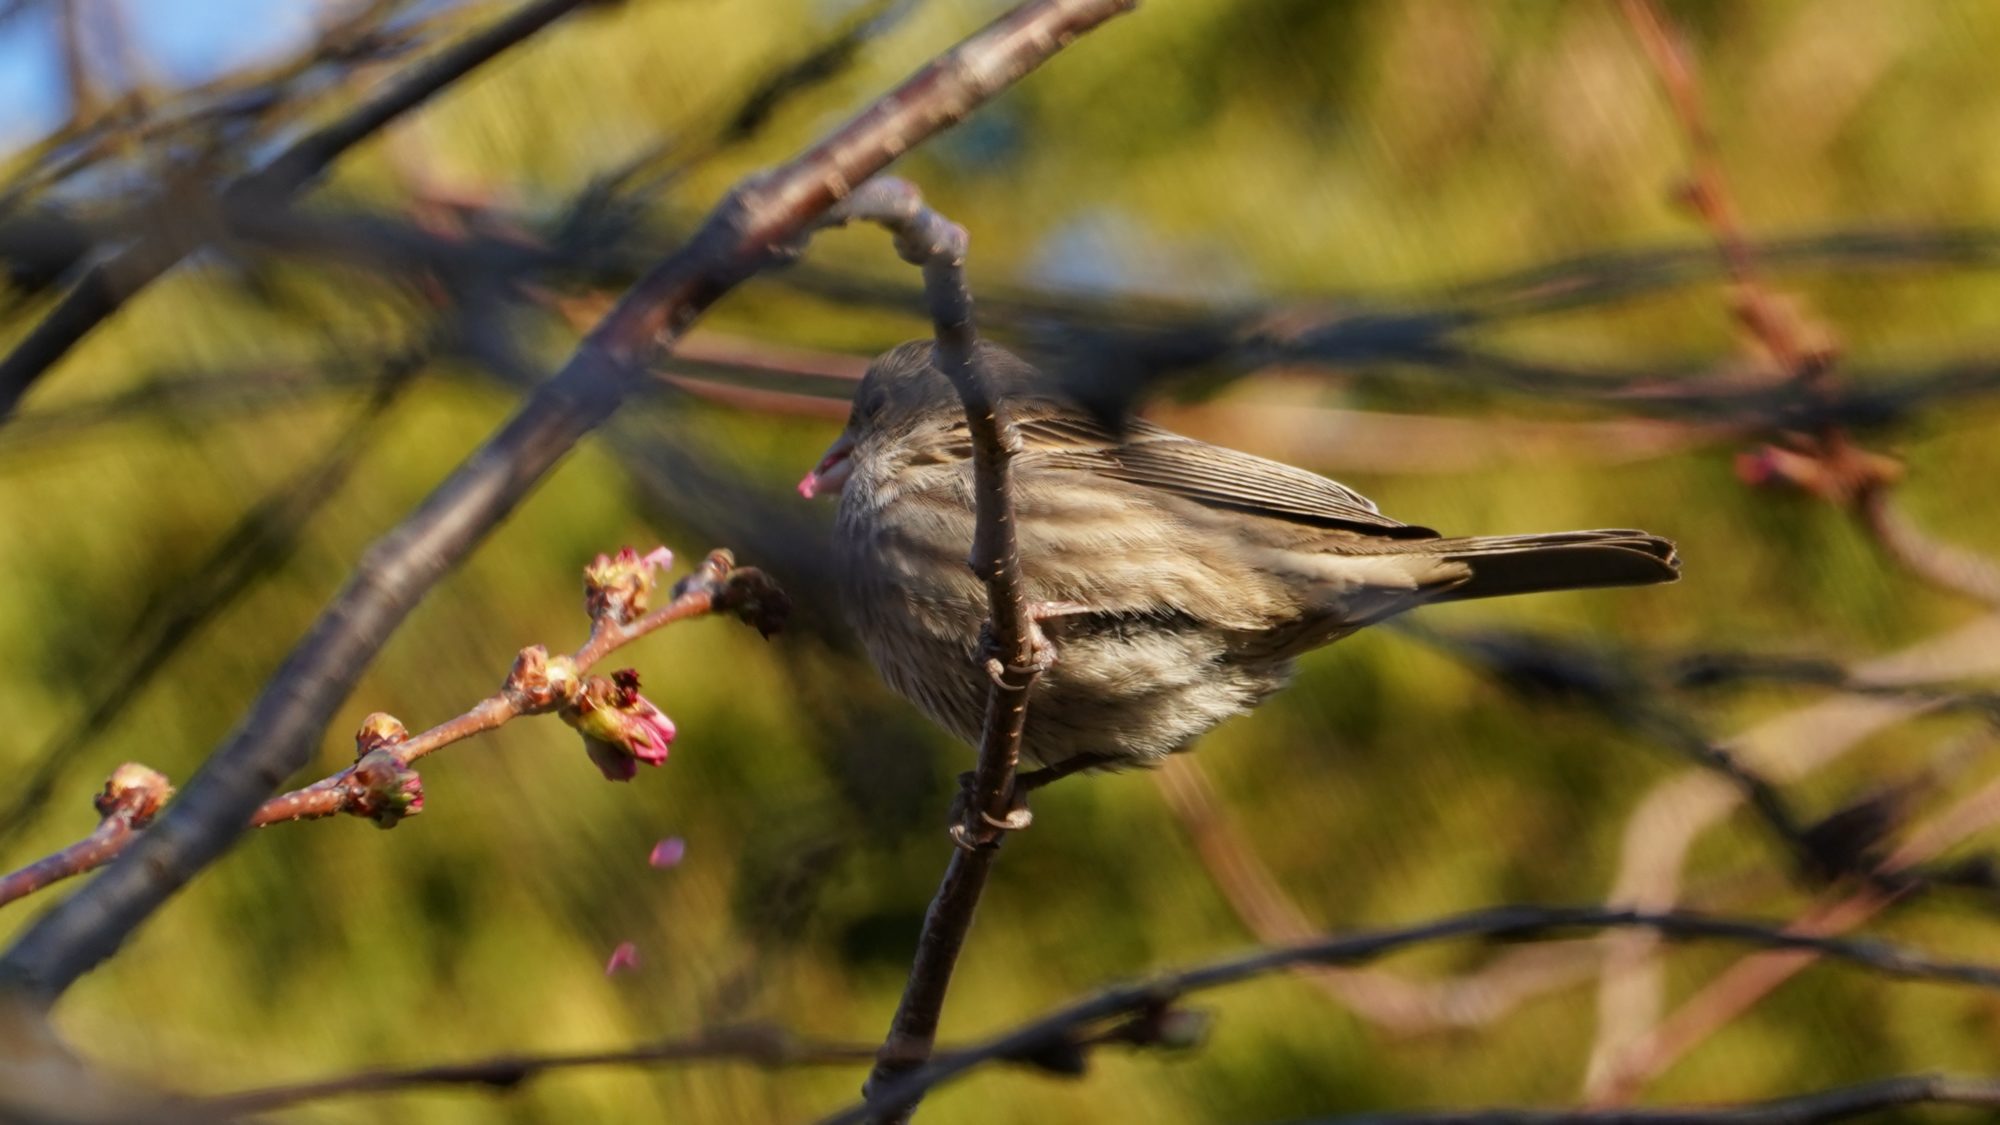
top-left (583, 545), bottom-right (678, 624)
top-left (566, 669), bottom-right (677, 781)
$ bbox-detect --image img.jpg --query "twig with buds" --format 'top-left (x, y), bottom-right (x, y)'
top-left (1623, 1), bottom-right (2000, 606)
top-left (0, 766), bottom-right (174, 907)
top-left (0, 547), bottom-right (788, 910)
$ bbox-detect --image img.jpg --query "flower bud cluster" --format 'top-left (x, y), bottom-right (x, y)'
top-left (584, 546), bottom-right (674, 625)
top-left (562, 668), bottom-right (676, 782)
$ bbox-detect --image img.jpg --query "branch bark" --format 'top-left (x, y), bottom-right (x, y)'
top-left (818, 178), bottom-right (1047, 1120)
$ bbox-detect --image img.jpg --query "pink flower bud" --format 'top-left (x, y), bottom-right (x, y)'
top-left (96, 763), bottom-right (174, 827)
top-left (583, 545), bottom-right (675, 625)
top-left (561, 669), bottom-right (676, 782)
top-left (349, 749), bottom-right (425, 829)
top-left (354, 712), bottom-right (408, 758)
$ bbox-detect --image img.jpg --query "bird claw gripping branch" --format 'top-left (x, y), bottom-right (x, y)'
top-left (947, 769), bottom-right (1036, 851)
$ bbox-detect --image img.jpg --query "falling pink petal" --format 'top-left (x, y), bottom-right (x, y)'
top-left (649, 837), bottom-right (687, 869)
top-left (604, 941), bottom-right (641, 976)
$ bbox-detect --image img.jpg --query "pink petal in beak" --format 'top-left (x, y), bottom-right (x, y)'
top-left (798, 433), bottom-right (856, 500)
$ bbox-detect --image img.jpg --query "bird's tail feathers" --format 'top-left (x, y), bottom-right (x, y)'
top-left (1421, 529), bottom-right (1680, 603)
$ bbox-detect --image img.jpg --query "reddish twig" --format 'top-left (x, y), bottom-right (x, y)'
top-left (671, 332), bottom-right (872, 383)
top-left (660, 373), bottom-right (851, 419)
top-left (1619, 0), bottom-right (1834, 389)
top-left (0, 549), bottom-right (784, 911)
top-left (1154, 755), bottom-right (1601, 1035)
top-left (0, 766), bottom-right (171, 908)
top-left (1587, 770), bottom-right (2000, 1105)
top-left (1624, 1), bottom-right (1991, 600)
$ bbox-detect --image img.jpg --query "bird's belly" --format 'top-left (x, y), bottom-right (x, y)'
top-left (861, 606), bottom-right (1292, 771)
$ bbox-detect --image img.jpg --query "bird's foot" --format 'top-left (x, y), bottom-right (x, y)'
top-left (946, 754), bottom-right (1120, 850)
top-left (977, 601), bottom-right (1080, 689)
top-left (1017, 752), bottom-right (1120, 793)
top-left (948, 770), bottom-right (1034, 851)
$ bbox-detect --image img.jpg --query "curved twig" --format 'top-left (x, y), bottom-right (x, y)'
top-left (818, 178), bottom-right (1046, 1120)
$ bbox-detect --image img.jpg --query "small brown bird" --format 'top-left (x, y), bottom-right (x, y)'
top-left (802, 340), bottom-right (1679, 774)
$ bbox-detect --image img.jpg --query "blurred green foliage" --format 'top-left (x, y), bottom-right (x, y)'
top-left (3, 0), bottom-right (2000, 1120)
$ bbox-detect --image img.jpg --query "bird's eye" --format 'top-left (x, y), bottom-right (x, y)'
top-left (854, 389), bottom-right (887, 426)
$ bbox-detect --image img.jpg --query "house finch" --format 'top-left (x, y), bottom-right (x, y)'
top-left (801, 341), bottom-right (1679, 774)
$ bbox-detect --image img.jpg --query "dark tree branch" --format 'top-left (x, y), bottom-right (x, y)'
top-left (195, 1027), bottom-right (882, 1117)
top-left (816, 177), bottom-right (1045, 1120)
top-left (0, 0), bottom-right (1137, 1006)
top-left (0, 0), bottom-right (593, 423)
top-left (827, 905), bottom-right (2000, 1123)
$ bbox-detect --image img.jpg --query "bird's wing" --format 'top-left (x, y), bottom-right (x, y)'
top-left (1017, 412), bottom-right (1438, 539)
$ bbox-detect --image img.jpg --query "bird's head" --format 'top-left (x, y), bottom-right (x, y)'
top-left (798, 340), bottom-right (1047, 500)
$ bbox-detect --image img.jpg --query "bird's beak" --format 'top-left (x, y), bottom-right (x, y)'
top-left (798, 432), bottom-right (856, 500)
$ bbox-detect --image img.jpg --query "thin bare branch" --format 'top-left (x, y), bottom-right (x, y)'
top-left (1282, 1072), bottom-right (2000, 1124)
top-left (1154, 755), bottom-right (1602, 1035)
top-left (196, 1025), bottom-right (883, 1117)
top-left (818, 177), bottom-right (1046, 1120)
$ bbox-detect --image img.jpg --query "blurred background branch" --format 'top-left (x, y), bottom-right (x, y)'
top-left (0, 0), bottom-right (1996, 1120)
